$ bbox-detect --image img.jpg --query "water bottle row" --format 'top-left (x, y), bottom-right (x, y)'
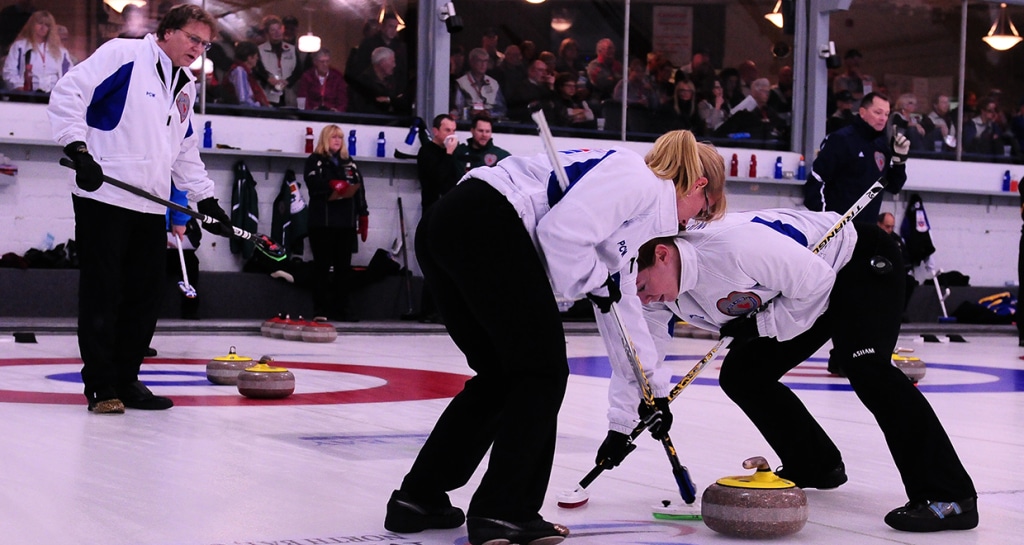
top-left (201, 122), bottom-right (388, 158)
top-left (728, 153), bottom-right (807, 180)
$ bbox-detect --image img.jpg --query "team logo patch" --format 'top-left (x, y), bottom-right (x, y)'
top-left (484, 153), bottom-right (499, 166)
top-left (176, 93), bottom-right (190, 123)
top-left (716, 291), bottom-right (762, 316)
top-left (874, 151), bottom-right (885, 171)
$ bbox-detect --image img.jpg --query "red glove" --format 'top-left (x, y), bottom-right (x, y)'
top-left (358, 215), bottom-right (368, 242)
top-left (330, 179), bottom-right (358, 198)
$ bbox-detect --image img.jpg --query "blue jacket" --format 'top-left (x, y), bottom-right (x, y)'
top-left (803, 116), bottom-right (906, 223)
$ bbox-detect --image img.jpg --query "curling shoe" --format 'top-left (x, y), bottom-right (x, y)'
top-left (775, 461), bottom-right (847, 490)
top-left (384, 489), bottom-right (465, 533)
top-left (466, 516), bottom-right (569, 545)
top-left (884, 497), bottom-right (978, 532)
top-left (116, 381), bottom-right (173, 410)
top-left (87, 398), bottom-right (125, 414)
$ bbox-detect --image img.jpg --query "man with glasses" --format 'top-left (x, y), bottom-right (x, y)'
top-left (47, 4), bottom-right (232, 414)
top-left (963, 96), bottom-right (1018, 158)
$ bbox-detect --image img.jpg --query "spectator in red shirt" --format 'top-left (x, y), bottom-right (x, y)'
top-left (297, 48), bottom-right (348, 112)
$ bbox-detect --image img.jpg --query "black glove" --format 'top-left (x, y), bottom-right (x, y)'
top-left (720, 314), bottom-right (759, 348)
top-left (595, 430), bottom-right (635, 468)
top-left (586, 275), bottom-right (621, 314)
top-left (891, 133), bottom-right (910, 166)
top-left (638, 397), bottom-right (673, 440)
top-left (196, 197), bottom-right (234, 238)
top-left (63, 141), bottom-right (104, 192)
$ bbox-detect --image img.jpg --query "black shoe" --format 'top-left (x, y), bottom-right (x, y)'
top-left (775, 461), bottom-right (847, 489)
top-left (116, 381), bottom-right (173, 410)
top-left (884, 497), bottom-right (978, 532)
top-left (384, 490), bottom-right (465, 533)
top-left (145, 347), bottom-right (158, 357)
top-left (466, 517), bottom-right (569, 545)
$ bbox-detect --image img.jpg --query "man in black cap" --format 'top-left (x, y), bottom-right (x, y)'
top-left (827, 90), bottom-right (856, 134)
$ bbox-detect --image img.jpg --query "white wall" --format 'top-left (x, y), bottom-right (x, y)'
top-left (1, 102), bottom-right (1019, 286)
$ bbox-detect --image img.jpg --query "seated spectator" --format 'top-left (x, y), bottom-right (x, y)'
top-left (826, 90), bottom-right (856, 134)
top-left (454, 114), bottom-right (511, 169)
top-left (656, 79), bottom-right (704, 134)
top-left (586, 38), bottom-right (622, 107)
top-left (889, 93), bottom-right (927, 151)
top-left (551, 73), bottom-right (596, 130)
top-left (612, 58), bottom-right (657, 109)
top-left (254, 15), bottom-right (300, 107)
top-left (555, 37), bottom-right (585, 75)
top-left (925, 93), bottom-right (956, 151)
top-left (768, 65), bottom-right (793, 127)
top-left (697, 76), bottom-right (731, 132)
top-left (2, 10), bottom-right (73, 92)
top-left (348, 12), bottom-right (407, 92)
top-left (222, 41), bottom-right (269, 107)
top-left (719, 67), bottom-right (745, 109)
top-left (493, 44), bottom-right (524, 89)
top-left (297, 48), bottom-right (347, 112)
top-left (506, 59), bottom-right (555, 123)
top-left (714, 78), bottom-right (787, 140)
top-left (453, 47), bottom-right (507, 119)
top-left (963, 97), bottom-right (1017, 158)
top-left (348, 46), bottom-right (409, 115)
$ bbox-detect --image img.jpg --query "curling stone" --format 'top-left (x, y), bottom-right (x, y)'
top-left (701, 456), bottom-right (807, 539)
top-left (206, 346), bottom-right (254, 385)
top-left (269, 314), bottom-right (292, 339)
top-left (892, 348), bottom-right (926, 384)
top-left (261, 313), bottom-right (286, 337)
top-left (301, 317), bottom-right (338, 343)
top-left (282, 316), bottom-right (309, 342)
top-left (237, 356), bottom-right (295, 399)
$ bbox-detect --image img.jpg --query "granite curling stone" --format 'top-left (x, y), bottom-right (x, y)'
top-left (301, 317), bottom-right (338, 343)
top-left (237, 356), bottom-right (295, 399)
top-left (261, 313), bottom-right (286, 338)
top-left (893, 348), bottom-right (926, 384)
top-left (268, 314), bottom-right (292, 339)
top-left (701, 456), bottom-right (808, 539)
top-left (206, 346), bottom-right (254, 386)
top-left (282, 316), bottom-right (309, 341)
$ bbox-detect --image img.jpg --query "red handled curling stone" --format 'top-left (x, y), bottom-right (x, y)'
top-left (206, 346), bottom-right (254, 386)
top-left (301, 317), bottom-right (338, 343)
top-left (701, 456), bottom-right (807, 539)
top-left (283, 316), bottom-right (309, 341)
top-left (261, 313), bottom-right (286, 338)
top-left (893, 348), bottom-right (926, 384)
top-left (237, 356), bottom-right (295, 399)
top-left (269, 314), bottom-right (291, 339)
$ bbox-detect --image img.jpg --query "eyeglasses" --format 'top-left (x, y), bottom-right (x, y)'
top-left (178, 29), bottom-right (212, 51)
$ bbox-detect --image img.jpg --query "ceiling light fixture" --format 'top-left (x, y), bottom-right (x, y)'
top-left (765, 0), bottom-right (784, 29)
top-left (104, 0), bottom-right (146, 13)
top-left (983, 2), bottom-right (1022, 51)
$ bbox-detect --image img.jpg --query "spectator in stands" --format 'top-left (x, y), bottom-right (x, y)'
top-left (223, 41), bottom-right (269, 107)
top-left (833, 48), bottom-right (875, 101)
top-left (518, 39), bottom-right (536, 65)
top-left (506, 58), bottom-right (555, 123)
top-left (254, 15), bottom-right (300, 107)
top-left (555, 37), bottom-right (585, 75)
top-left (453, 47), bottom-right (507, 119)
top-left (656, 78), bottom-right (704, 134)
top-left (716, 78), bottom-right (787, 140)
top-left (350, 12), bottom-right (407, 93)
top-left (348, 46), bottom-right (409, 115)
top-left (481, 27), bottom-right (503, 71)
top-left (697, 75), bottom-right (731, 133)
top-left (586, 38), bottom-right (622, 107)
top-left (2, 10), bottom-right (73, 92)
top-left (612, 58), bottom-right (657, 109)
top-left (454, 114), bottom-right (510, 169)
top-left (677, 46), bottom-right (714, 96)
top-left (963, 96), bottom-right (1017, 158)
top-left (118, 4), bottom-right (150, 39)
top-left (925, 93), bottom-right (956, 152)
top-left (1011, 98), bottom-right (1024, 155)
top-left (889, 93), bottom-right (927, 151)
top-left (297, 48), bottom-right (347, 112)
top-left (304, 124), bottom-right (368, 322)
top-left (493, 44), bottom-right (524, 89)
top-left (719, 67), bottom-right (745, 109)
top-left (281, 15), bottom-right (299, 46)
top-left (826, 90), bottom-right (856, 134)
top-left (737, 59), bottom-right (758, 98)
top-left (345, 18), bottom-right (379, 84)
top-left (768, 65), bottom-right (793, 127)
top-left (551, 72), bottom-right (596, 130)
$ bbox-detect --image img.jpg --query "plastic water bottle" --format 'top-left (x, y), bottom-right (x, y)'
top-left (1003, 170), bottom-right (1012, 191)
top-left (304, 127), bottom-right (314, 154)
top-left (774, 156), bottom-right (783, 179)
top-left (729, 153), bottom-right (738, 177)
top-left (203, 121), bottom-right (212, 148)
top-left (404, 121), bottom-right (419, 146)
top-left (748, 154), bottom-right (757, 178)
top-left (797, 155), bottom-right (806, 180)
top-left (376, 131), bottom-right (386, 158)
top-left (348, 130), bottom-right (357, 156)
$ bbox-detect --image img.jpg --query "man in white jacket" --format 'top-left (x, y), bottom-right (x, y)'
top-left (47, 4), bottom-right (232, 414)
top-left (626, 209), bottom-right (977, 533)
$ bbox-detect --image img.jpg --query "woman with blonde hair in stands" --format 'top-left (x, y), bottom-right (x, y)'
top-left (3, 10), bottom-right (73, 92)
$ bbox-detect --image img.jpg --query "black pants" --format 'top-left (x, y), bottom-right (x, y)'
top-left (719, 223), bottom-right (975, 502)
top-left (400, 179), bottom-right (569, 521)
top-left (74, 196), bottom-right (166, 400)
top-left (1018, 223), bottom-right (1023, 341)
top-left (308, 225), bottom-right (355, 318)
